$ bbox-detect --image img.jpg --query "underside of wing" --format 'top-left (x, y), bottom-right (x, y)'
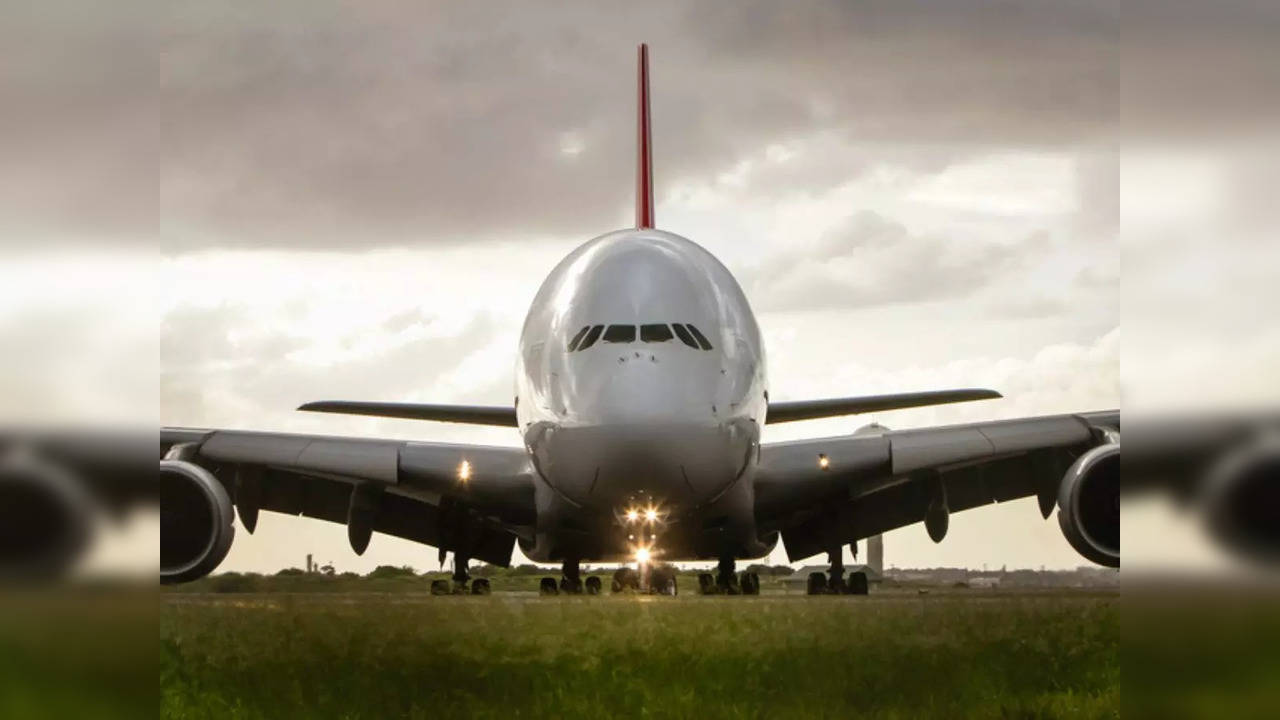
top-left (297, 400), bottom-right (518, 427)
top-left (766, 388), bottom-right (1002, 424)
top-left (754, 411), bottom-right (1120, 567)
top-left (159, 428), bottom-right (534, 583)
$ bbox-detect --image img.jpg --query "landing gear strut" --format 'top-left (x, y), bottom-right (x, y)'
top-left (452, 554), bottom-right (471, 595)
top-left (826, 550), bottom-right (847, 595)
top-left (559, 558), bottom-right (583, 594)
top-left (700, 556), bottom-right (739, 595)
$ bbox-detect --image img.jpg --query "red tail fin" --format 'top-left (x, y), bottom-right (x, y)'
top-left (635, 43), bottom-right (654, 229)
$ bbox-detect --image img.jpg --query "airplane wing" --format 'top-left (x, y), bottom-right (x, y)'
top-left (765, 388), bottom-right (1001, 424)
top-left (297, 401), bottom-right (518, 427)
top-left (160, 428), bottom-right (535, 581)
top-left (753, 411), bottom-right (1120, 564)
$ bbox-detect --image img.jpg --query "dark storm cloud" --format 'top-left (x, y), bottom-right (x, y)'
top-left (2, 0), bottom-right (1274, 250)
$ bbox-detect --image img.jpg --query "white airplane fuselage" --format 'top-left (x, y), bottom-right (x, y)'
top-left (515, 228), bottom-right (773, 563)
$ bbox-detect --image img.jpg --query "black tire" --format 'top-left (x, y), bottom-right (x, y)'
top-left (697, 572), bottom-right (716, 595)
top-left (739, 571), bottom-right (760, 595)
top-left (651, 565), bottom-right (678, 596)
top-left (806, 572), bottom-right (827, 595)
top-left (612, 567), bottom-right (639, 593)
top-left (848, 571), bottom-right (869, 595)
top-left (539, 577), bottom-right (559, 595)
top-left (430, 579), bottom-right (451, 596)
top-left (585, 576), bottom-right (602, 595)
top-left (470, 578), bottom-right (491, 595)
top-left (560, 576), bottom-right (583, 594)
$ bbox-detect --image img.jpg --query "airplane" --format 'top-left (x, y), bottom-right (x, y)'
top-left (156, 44), bottom-right (1122, 596)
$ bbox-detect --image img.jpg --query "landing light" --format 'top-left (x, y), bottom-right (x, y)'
top-left (635, 546), bottom-right (651, 564)
top-left (457, 459), bottom-right (472, 482)
top-left (818, 454), bottom-right (830, 470)
top-left (625, 509), bottom-right (639, 523)
top-left (644, 508), bottom-right (659, 523)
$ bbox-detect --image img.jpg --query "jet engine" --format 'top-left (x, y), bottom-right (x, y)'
top-left (0, 450), bottom-right (95, 580)
top-left (160, 460), bottom-right (235, 584)
top-left (1057, 441), bottom-right (1120, 568)
top-left (1200, 436), bottom-right (1280, 566)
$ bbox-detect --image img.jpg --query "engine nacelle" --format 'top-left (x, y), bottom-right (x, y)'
top-left (1201, 437), bottom-right (1280, 566)
top-left (0, 450), bottom-right (95, 581)
top-left (160, 460), bottom-right (235, 584)
top-left (1058, 442), bottom-right (1120, 567)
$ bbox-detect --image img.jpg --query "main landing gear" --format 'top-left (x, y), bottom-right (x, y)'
top-left (806, 548), bottom-right (868, 596)
top-left (430, 554), bottom-right (491, 595)
top-left (540, 559), bottom-right (602, 596)
top-left (697, 557), bottom-right (760, 595)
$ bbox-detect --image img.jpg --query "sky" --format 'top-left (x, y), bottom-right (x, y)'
top-left (3, 1), bottom-right (1278, 575)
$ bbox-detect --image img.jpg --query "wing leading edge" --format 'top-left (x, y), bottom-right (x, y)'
top-left (298, 401), bottom-right (518, 427)
top-left (765, 388), bottom-right (1001, 424)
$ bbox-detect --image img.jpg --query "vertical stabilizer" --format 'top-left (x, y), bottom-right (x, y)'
top-left (635, 43), bottom-right (654, 229)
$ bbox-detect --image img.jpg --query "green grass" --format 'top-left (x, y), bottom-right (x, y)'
top-left (162, 590), bottom-right (1118, 719)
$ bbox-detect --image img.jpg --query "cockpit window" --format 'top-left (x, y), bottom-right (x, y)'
top-left (577, 324), bottom-right (604, 350)
top-left (670, 323), bottom-right (699, 349)
top-left (570, 323), bottom-right (710, 351)
top-left (602, 324), bottom-right (636, 343)
top-left (640, 324), bottom-right (673, 343)
top-left (567, 325), bottom-right (590, 351)
top-left (685, 324), bottom-right (714, 350)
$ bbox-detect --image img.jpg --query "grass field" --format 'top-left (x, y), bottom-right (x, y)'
top-left (161, 590), bottom-right (1119, 719)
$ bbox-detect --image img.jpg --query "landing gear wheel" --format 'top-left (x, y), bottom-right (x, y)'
top-left (650, 565), bottom-right (678, 596)
top-left (739, 571), bottom-right (760, 595)
top-left (470, 578), bottom-right (491, 595)
top-left (539, 577), bottom-right (559, 596)
top-left (848, 571), bottom-right (869, 595)
top-left (430, 579), bottom-right (451, 595)
top-left (828, 576), bottom-right (847, 595)
top-left (559, 576), bottom-right (583, 594)
top-left (611, 567), bottom-right (640, 593)
top-left (585, 576), bottom-right (602, 595)
top-left (697, 573), bottom-right (716, 595)
top-left (806, 572), bottom-right (827, 595)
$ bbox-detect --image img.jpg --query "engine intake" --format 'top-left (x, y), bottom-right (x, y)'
top-left (160, 460), bottom-right (235, 584)
top-left (0, 451), bottom-right (94, 581)
top-left (1202, 437), bottom-right (1280, 566)
top-left (1058, 442), bottom-right (1120, 567)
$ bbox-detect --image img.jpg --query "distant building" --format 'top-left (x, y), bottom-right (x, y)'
top-left (968, 575), bottom-right (1002, 588)
top-left (867, 535), bottom-right (884, 575)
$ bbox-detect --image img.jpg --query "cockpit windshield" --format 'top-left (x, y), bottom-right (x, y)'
top-left (602, 325), bottom-right (636, 343)
top-left (640, 324), bottom-right (673, 342)
top-left (567, 323), bottom-right (712, 351)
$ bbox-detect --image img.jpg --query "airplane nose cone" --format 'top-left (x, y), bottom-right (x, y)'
top-left (564, 347), bottom-right (720, 425)
top-left (534, 418), bottom-right (757, 510)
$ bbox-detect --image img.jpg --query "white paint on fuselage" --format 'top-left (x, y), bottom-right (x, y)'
top-left (516, 229), bottom-right (767, 513)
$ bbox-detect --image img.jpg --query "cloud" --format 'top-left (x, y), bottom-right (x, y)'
top-left (743, 210), bottom-right (1051, 312)
top-left (160, 301), bottom-right (507, 433)
top-left (6, 0), bottom-right (1215, 251)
